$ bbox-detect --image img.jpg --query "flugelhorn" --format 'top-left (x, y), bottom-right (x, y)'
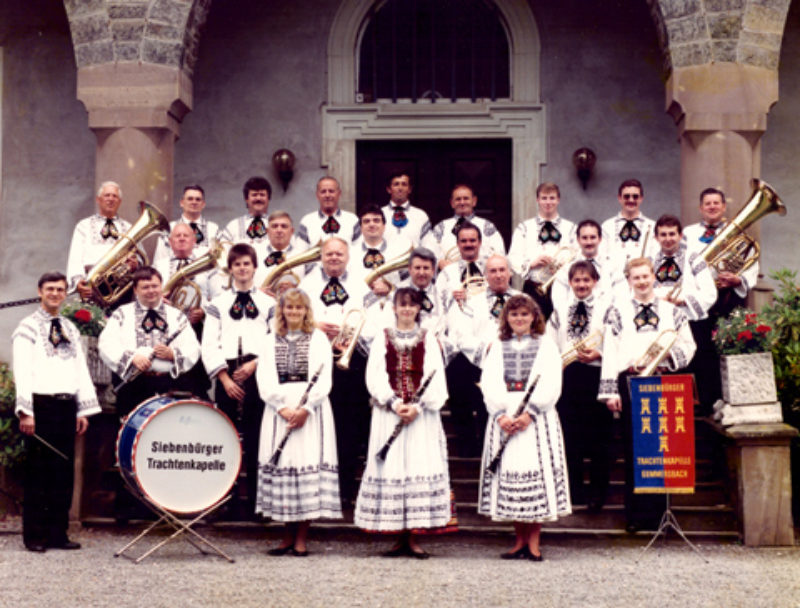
top-left (85, 201), bottom-right (170, 307)
top-left (332, 309), bottom-right (367, 370)
top-left (669, 179), bottom-right (786, 301)
top-left (261, 241), bottom-right (322, 292)
top-left (162, 240), bottom-right (225, 312)
top-left (535, 246), bottom-right (577, 295)
top-left (561, 329), bottom-right (603, 368)
top-left (635, 329), bottom-right (678, 376)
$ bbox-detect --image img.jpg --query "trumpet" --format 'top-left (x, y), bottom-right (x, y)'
top-left (635, 329), bottom-right (678, 376)
top-left (162, 240), bottom-right (225, 312)
top-left (85, 201), bottom-right (171, 307)
top-left (261, 241), bottom-right (322, 292)
top-left (332, 309), bottom-right (367, 370)
top-left (534, 246), bottom-right (577, 294)
top-left (561, 329), bottom-right (603, 368)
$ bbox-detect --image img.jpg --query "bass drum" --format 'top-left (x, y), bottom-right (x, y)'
top-left (117, 396), bottom-right (241, 514)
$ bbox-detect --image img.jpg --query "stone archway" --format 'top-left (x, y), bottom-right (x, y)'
top-left (322, 0), bottom-right (545, 228)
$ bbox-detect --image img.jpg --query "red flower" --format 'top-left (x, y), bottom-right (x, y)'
top-left (756, 324), bottom-right (771, 334)
top-left (737, 330), bottom-right (753, 341)
top-left (74, 309), bottom-right (92, 323)
top-left (745, 313), bottom-right (757, 324)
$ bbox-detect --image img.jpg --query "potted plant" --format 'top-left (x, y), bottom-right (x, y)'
top-left (60, 299), bottom-right (110, 385)
top-left (713, 307), bottom-right (777, 405)
top-left (0, 362), bottom-right (24, 516)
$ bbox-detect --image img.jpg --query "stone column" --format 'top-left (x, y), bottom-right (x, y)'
top-left (77, 63), bottom-right (193, 222)
top-left (665, 64), bottom-right (778, 226)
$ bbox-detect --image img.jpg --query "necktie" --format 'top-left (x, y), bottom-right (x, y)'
top-left (461, 261), bottom-right (482, 282)
top-left (142, 309), bottom-right (167, 333)
top-left (265, 251), bottom-right (285, 267)
top-left (656, 256), bottom-right (682, 283)
top-left (619, 219), bottom-right (641, 242)
top-left (490, 293), bottom-right (507, 318)
top-left (419, 289), bottom-right (433, 313)
top-left (176, 258), bottom-right (190, 271)
top-left (100, 219), bottom-right (119, 240)
top-left (322, 215), bottom-right (340, 234)
top-left (570, 301), bottom-right (588, 334)
top-left (451, 216), bottom-right (466, 236)
top-left (49, 318), bottom-right (70, 347)
top-left (363, 248), bottom-right (385, 269)
top-left (700, 223), bottom-right (718, 244)
top-left (189, 221), bottom-right (204, 244)
top-left (229, 291), bottom-right (259, 320)
top-left (321, 277), bottom-right (349, 305)
top-left (246, 216), bottom-right (266, 239)
top-left (539, 221), bottom-right (562, 244)
top-left (634, 303), bottom-right (659, 331)
top-left (392, 206), bottom-right (408, 228)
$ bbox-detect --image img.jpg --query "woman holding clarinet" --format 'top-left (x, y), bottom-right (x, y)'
top-left (479, 294), bottom-right (571, 561)
top-left (355, 287), bottom-right (451, 558)
top-left (255, 288), bottom-right (342, 556)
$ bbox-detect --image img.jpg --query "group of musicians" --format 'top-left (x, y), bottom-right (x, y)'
top-left (13, 172), bottom-right (757, 558)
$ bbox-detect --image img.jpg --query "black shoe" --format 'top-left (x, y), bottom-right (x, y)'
top-left (408, 548), bottom-right (430, 560)
top-left (25, 543), bottom-right (47, 553)
top-left (267, 544), bottom-right (294, 556)
top-left (382, 544), bottom-right (408, 558)
top-left (587, 500), bottom-right (604, 514)
top-left (500, 546), bottom-right (529, 560)
top-left (625, 522), bottom-right (640, 534)
top-left (528, 549), bottom-right (544, 562)
top-left (290, 547), bottom-right (309, 557)
top-left (50, 540), bottom-right (81, 550)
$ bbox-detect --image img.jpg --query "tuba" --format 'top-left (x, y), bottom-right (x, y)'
top-left (162, 240), bottom-right (225, 312)
top-left (85, 201), bottom-right (170, 307)
top-left (363, 245), bottom-right (413, 292)
top-left (261, 241), bottom-right (322, 292)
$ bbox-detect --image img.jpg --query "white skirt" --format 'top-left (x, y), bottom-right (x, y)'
top-left (478, 407), bottom-right (572, 522)
top-left (355, 406), bottom-right (451, 531)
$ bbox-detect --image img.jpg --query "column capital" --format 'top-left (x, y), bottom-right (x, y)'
top-left (77, 63), bottom-right (193, 135)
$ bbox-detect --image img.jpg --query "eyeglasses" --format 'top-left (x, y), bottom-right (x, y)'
top-left (622, 194), bottom-right (641, 201)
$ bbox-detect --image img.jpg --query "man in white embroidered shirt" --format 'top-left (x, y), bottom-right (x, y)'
top-left (13, 272), bottom-right (100, 552)
top-left (381, 172), bottom-right (432, 246)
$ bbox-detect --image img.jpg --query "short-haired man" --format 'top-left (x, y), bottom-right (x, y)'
top-left (392, 247), bottom-right (442, 331)
top-left (423, 184), bottom-right (506, 270)
top-left (13, 272), bottom-right (100, 552)
top-left (202, 244), bottom-right (275, 517)
top-left (153, 185), bottom-right (220, 269)
top-left (260, 211), bottom-right (307, 293)
top-left (434, 221), bottom-right (486, 313)
top-left (66, 181), bottom-right (132, 300)
top-left (600, 179), bottom-right (656, 266)
top-left (546, 261), bottom-right (612, 511)
top-left (381, 172), bottom-right (432, 246)
top-left (297, 177), bottom-right (360, 247)
top-left (599, 258), bottom-right (696, 532)
top-left (221, 176), bottom-right (273, 264)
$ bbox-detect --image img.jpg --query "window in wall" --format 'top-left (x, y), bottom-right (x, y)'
top-left (357, 0), bottom-right (510, 103)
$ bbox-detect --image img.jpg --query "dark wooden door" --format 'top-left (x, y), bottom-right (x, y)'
top-left (356, 139), bottom-right (513, 246)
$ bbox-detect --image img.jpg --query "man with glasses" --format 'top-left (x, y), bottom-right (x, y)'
top-left (600, 179), bottom-right (656, 266)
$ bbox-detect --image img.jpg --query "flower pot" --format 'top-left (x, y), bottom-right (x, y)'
top-left (720, 352), bottom-right (778, 405)
top-left (81, 335), bottom-right (111, 386)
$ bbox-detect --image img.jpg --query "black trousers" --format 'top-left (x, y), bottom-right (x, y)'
top-left (23, 395), bottom-right (77, 547)
top-left (688, 318), bottom-right (720, 415)
top-left (445, 352), bottom-right (487, 458)
top-left (329, 350), bottom-right (370, 505)
top-left (557, 363), bottom-right (612, 506)
top-left (215, 355), bottom-right (264, 516)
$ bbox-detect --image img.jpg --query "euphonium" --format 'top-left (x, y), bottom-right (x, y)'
top-left (561, 329), bottom-right (603, 369)
top-left (261, 241), bottom-right (322, 292)
top-left (535, 246), bottom-right (577, 295)
top-left (363, 245), bottom-right (413, 291)
top-left (333, 309), bottom-right (367, 370)
top-left (85, 201), bottom-right (170, 307)
top-left (635, 329), bottom-right (678, 376)
top-left (162, 240), bottom-right (225, 312)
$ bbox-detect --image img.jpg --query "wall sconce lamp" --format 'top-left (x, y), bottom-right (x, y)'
top-left (572, 147), bottom-right (596, 190)
top-left (272, 149), bottom-right (296, 192)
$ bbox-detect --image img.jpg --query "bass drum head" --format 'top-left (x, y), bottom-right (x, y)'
top-left (118, 398), bottom-right (241, 514)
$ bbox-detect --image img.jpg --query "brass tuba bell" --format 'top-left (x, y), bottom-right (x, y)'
top-left (162, 240), bottom-right (226, 312)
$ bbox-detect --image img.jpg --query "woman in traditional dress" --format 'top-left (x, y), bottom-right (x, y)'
top-left (255, 288), bottom-right (341, 556)
top-left (355, 287), bottom-right (450, 558)
top-left (478, 293), bottom-right (571, 561)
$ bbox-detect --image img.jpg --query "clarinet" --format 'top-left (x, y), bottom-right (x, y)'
top-left (112, 320), bottom-right (188, 393)
top-left (268, 364), bottom-right (325, 466)
top-left (375, 369), bottom-right (438, 462)
top-left (486, 373), bottom-right (541, 474)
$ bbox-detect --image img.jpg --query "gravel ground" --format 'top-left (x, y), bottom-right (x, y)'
top-left (1, 522), bottom-right (798, 608)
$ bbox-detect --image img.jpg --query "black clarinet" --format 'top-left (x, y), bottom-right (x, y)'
top-left (112, 321), bottom-right (188, 393)
top-left (486, 374), bottom-right (541, 474)
top-left (268, 364), bottom-right (325, 466)
top-left (375, 369), bottom-right (438, 462)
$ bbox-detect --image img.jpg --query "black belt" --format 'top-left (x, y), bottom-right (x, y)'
top-left (33, 393), bottom-right (75, 401)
